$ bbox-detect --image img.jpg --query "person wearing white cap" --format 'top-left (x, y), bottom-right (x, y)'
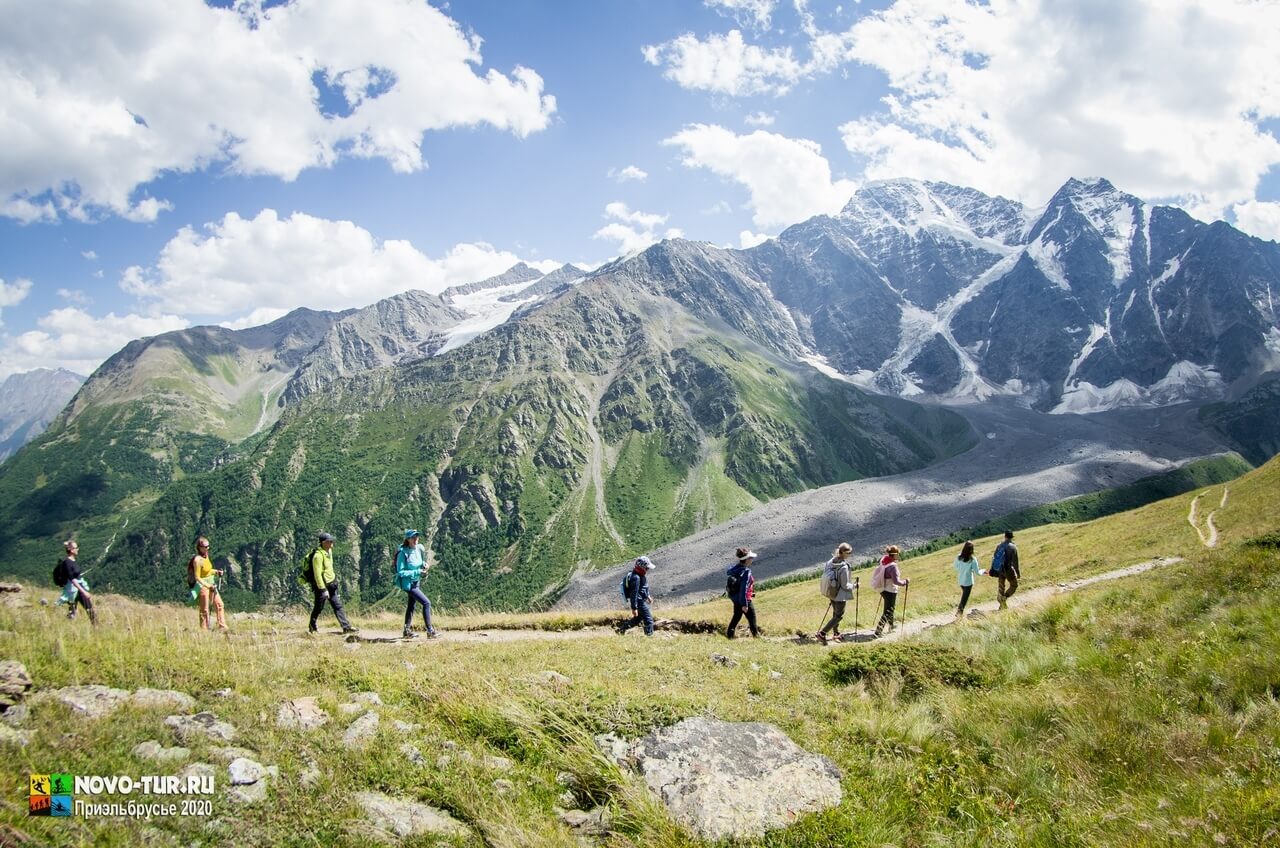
top-left (725, 547), bottom-right (759, 638)
top-left (620, 556), bottom-right (655, 636)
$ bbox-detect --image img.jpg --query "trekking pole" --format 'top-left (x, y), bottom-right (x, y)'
top-left (901, 582), bottom-right (909, 628)
top-left (814, 601), bottom-right (832, 637)
top-left (854, 577), bottom-right (860, 635)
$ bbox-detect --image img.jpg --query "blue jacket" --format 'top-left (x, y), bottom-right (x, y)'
top-left (395, 545), bottom-right (425, 591)
top-left (623, 569), bottom-right (651, 609)
top-left (726, 562), bottom-right (754, 607)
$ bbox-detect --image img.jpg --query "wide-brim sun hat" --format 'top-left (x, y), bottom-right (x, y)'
top-left (738, 549), bottom-right (758, 561)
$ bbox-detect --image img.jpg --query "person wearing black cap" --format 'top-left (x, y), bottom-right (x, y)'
top-left (619, 556), bottom-right (655, 636)
top-left (993, 529), bottom-right (1020, 610)
top-left (725, 547), bottom-right (759, 638)
top-left (396, 529), bottom-right (438, 639)
top-left (308, 531), bottom-right (357, 634)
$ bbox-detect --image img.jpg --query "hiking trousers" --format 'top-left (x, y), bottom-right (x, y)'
top-left (727, 601), bottom-right (758, 638)
top-left (957, 584), bottom-right (973, 615)
top-left (998, 571), bottom-right (1019, 603)
top-left (877, 590), bottom-right (898, 632)
top-left (820, 600), bottom-right (847, 635)
top-left (404, 583), bottom-right (434, 632)
top-left (310, 581), bottom-right (352, 631)
top-left (198, 585), bottom-right (226, 630)
top-left (622, 600), bottom-right (654, 636)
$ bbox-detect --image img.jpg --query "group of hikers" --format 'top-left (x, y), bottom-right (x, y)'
top-left (53, 526), bottom-right (1021, 643)
top-left (619, 531), bottom-right (1021, 641)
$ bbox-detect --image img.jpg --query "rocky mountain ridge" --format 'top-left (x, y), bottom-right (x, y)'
top-left (0, 368), bottom-right (84, 461)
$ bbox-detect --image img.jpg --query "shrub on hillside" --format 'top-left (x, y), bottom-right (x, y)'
top-left (823, 643), bottom-right (989, 694)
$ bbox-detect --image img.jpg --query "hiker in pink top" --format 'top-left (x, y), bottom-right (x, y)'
top-left (874, 545), bottom-right (909, 637)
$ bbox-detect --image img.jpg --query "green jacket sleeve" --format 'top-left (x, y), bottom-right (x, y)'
top-left (311, 549), bottom-right (327, 589)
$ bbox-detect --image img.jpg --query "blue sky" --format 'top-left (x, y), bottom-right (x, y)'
top-left (2, 0), bottom-right (1279, 378)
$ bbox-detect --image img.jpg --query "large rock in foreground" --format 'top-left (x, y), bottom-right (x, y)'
top-left (610, 717), bottom-right (842, 840)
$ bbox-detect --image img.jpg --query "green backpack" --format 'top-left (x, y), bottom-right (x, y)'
top-left (297, 547), bottom-right (320, 587)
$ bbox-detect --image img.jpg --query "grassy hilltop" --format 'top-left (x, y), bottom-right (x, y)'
top-left (0, 457), bottom-right (1277, 846)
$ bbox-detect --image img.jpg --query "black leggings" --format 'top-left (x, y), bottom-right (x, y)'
top-left (727, 601), bottom-right (758, 637)
top-left (957, 584), bottom-right (973, 614)
top-left (878, 591), bottom-right (898, 630)
top-left (404, 583), bottom-right (433, 631)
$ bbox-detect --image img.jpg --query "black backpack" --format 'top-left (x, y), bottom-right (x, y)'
top-left (726, 571), bottom-right (741, 597)
top-left (52, 559), bottom-right (69, 588)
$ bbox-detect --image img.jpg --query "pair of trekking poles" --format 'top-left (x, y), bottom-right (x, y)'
top-left (816, 578), bottom-right (908, 640)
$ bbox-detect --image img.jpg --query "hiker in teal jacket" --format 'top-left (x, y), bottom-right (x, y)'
top-left (308, 532), bottom-right (356, 634)
top-left (952, 540), bottom-right (985, 619)
top-left (396, 530), bottom-right (438, 639)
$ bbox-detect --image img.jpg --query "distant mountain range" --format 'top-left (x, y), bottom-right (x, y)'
top-left (0, 368), bottom-right (84, 461)
top-left (0, 176), bottom-right (1276, 610)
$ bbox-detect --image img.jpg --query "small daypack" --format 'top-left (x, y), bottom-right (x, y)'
top-left (298, 547), bottom-right (320, 587)
top-left (185, 555), bottom-right (198, 589)
top-left (726, 570), bottom-right (741, 598)
top-left (620, 573), bottom-right (633, 604)
top-left (52, 559), bottom-right (69, 588)
top-left (870, 561), bottom-right (887, 592)
top-left (819, 559), bottom-right (840, 600)
top-left (989, 543), bottom-right (1006, 577)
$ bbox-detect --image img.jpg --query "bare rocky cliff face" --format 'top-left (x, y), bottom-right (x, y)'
top-left (0, 368), bottom-right (84, 462)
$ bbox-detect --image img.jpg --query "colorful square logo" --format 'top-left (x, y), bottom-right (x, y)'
top-left (29, 774), bottom-right (74, 817)
top-left (28, 795), bottom-right (50, 816)
top-left (50, 796), bottom-right (72, 817)
top-left (28, 775), bottom-right (50, 797)
top-left (50, 774), bottom-right (73, 796)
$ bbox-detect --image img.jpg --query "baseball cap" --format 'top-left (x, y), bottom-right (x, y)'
top-left (318, 532), bottom-right (335, 542)
top-left (404, 529), bottom-right (420, 540)
top-left (635, 556), bottom-right (653, 570)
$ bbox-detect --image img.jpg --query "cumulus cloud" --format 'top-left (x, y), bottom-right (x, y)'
top-left (1233, 201), bottom-right (1280, 242)
top-left (0, 0), bottom-right (557, 222)
top-left (743, 111), bottom-right (775, 127)
top-left (642, 30), bottom-right (807, 96)
top-left (57, 288), bottom-right (92, 306)
top-left (839, 0), bottom-right (1280, 216)
top-left (120, 209), bottom-right (550, 321)
top-left (593, 202), bottom-right (683, 256)
top-left (706, 0), bottom-right (779, 29)
top-left (664, 124), bottom-right (856, 229)
top-left (0, 308), bottom-right (188, 379)
top-left (81, 250), bottom-right (98, 261)
top-left (608, 165), bottom-right (649, 182)
top-left (0, 277), bottom-right (31, 311)
top-left (739, 230), bottom-right (770, 248)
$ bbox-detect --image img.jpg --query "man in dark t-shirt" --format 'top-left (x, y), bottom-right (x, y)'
top-left (58, 540), bottom-right (96, 625)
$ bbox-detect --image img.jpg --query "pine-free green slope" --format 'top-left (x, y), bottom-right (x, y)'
top-left (1, 460), bottom-right (1277, 846)
top-left (79, 282), bottom-right (970, 611)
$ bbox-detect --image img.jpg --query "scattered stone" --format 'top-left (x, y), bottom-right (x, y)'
top-left (594, 733), bottom-right (630, 766)
top-left (750, 662), bottom-right (761, 671)
top-left (352, 691), bottom-right (383, 706)
top-left (492, 778), bottom-right (515, 795)
top-left (436, 750), bottom-right (475, 768)
top-left (210, 688), bottom-right (234, 699)
top-left (0, 583), bottom-right (20, 593)
top-left (227, 780), bottom-right (268, 805)
top-left (710, 654), bottom-right (737, 668)
top-left (355, 791), bottom-right (469, 840)
top-left (208, 746), bottom-right (258, 763)
top-left (399, 743), bottom-right (426, 767)
top-left (300, 760), bottom-right (323, 789)
top-left (132, 740), bottom-right (190, 764)
top-left (177, 762), bottom-right (216, 784)
top-left (165, 712), bottom-right (237, 744)
top-left (533, 670), bottom-right (572, 689)
top-left (277, 697), bottom-right (329, 731)
top-left (557, 790), bottom-right (576, 808)
top-left (560, 810), bottom-right (590, 828)
top-left (0, 723), bottom-right (30, 746)
top-left (560, 806), bottom-right (609, 836)
top-left (615, 717), bottom-right (843, 840)
top-left (555, 771), bottom-right (578, 787)
top-left (338, 703), bottom-right (364, 716)
top-left (2, 703), bottom-right (28, 727)
top-left (392, 720), bottom-right (421, 733)
top-left (228, 757), bottom-right (267, 786)
top-left (483, 755), bottom-right (513, 772)
top-left (768, 671), bottom-right (783, 680)
top-left (131, 689), bottom-right (197, 712)
top-left (441, 740), bottom-right (459, 750)
top-left (42, 685), bottom-right (130, 719)
top-left (342, 711), bottom-right (379, 749)
top-left (0, 661), bottom-right (32, 710)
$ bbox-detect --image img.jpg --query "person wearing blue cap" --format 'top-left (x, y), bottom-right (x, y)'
top-left (396, 530), bottom-right (438, 639)
top-left (619, 556), bottom-right (655, 636)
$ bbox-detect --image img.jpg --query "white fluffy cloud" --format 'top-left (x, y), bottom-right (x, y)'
top-left (608, 165), bottom-right (649, 183)
top-left (0, 0), bottom-right (556, 222)
top-left (0, 308), bottom-right (188, 379)
top-left (664, 124), bottom-right (856, 229)
top-left (706, 0), bottom-right (779, 29)
top-left (840, 0), bottom-right (1280, 215)
top-left (593, 202), bottom-right (683, 256)
top-left (743, 112), bottom-right (776, 127)
top-left (120, 209), bottom-right (551, 321)
top-left (0, 277), bottom-right (30, 311)
top-left (739, 230), bottom-right (770, 248)
top-left (642, 30), bottom-right (807, 96)
top-left (1233, 201), bottom-right (1280, 242)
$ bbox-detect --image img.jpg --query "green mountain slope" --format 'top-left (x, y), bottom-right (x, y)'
top-left (88, 279), bottom-right (972, 610)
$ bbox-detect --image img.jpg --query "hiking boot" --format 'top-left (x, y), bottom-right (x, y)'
top-left (998, 597), bottom-right (1008, 611)
top-left (831, 631), bottom-right (845, 643)
top-left (402, 627), bottom-right (417, 639)
top-left (814, 631), bottom-right (828, 645)
top-left (954, 609), bottom-right (964, 620)
top-left (425, 629), bottom-right (439, 639)
top-left (342, 626), bottom-right (359, 634)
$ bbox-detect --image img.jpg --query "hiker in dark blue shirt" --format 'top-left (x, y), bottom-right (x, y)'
top-left (620, 556), bottom-right (655, 636)
top-left (726, 547), bottom-right (759, 638)
top-left (992, 530), bottom-right (1021, 611)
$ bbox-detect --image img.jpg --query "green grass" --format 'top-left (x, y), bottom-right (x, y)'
top-left (0, 457), bottom-right (1277, 845)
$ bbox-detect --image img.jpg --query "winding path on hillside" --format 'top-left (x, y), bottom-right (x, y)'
top-left (1187, 485), bottom-right (1228, 549)
top-left (556, 400), bottom-right (1230, 610)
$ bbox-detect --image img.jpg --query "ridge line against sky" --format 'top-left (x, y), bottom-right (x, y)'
top-left (1, 0), bottom-right (1279, 379)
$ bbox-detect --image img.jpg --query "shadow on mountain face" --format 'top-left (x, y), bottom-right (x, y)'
top-left (19, 471), bottom-right (110, 538)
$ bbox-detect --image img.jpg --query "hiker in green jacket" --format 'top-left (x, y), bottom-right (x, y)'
top-left (307, 532), bottom-right (357, 635)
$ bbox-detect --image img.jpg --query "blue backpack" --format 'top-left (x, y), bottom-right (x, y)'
top-left (990, 543), bottom-right (1006, 576)
top-left (620, 573), bottom-right (633, 604)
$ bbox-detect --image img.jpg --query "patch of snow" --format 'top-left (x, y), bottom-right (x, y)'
top-left (1120, 289), bottom-right (1137, 321)
top-left (1026, 233), bottom-right (1070, 290)
top-left (1051, 378), bottom-right (1146, 414)
top-left (1072, 190), bottom-right (1136, 284)
top-left (798, 354), bottom-right (877, 390)
top-left (1148, 361), bottom-right (1224, 404)
top-left (436, 282), bottom-right (538, 355)
top-left (1053, 360), bottom-right (1225, 414)
top-left (1063, 324), bottom-right (1107, 387)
